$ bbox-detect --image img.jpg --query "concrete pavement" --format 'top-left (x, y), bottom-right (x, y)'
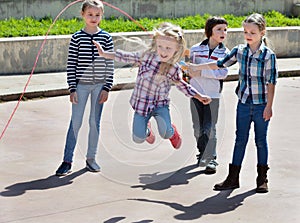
top-left (0, 57), bottom-right (300, 102)
top-left (0, 64), bottom-right (300, 222)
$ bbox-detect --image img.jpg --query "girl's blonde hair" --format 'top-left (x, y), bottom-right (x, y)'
top-left (142, 22), bottom-right (186, 76)
top-left (149, 22), bottom-right (186, 65)
top-left (243, 13), bottom-right (270, 47)
top-left (81, 0), bottom-right (104, 13)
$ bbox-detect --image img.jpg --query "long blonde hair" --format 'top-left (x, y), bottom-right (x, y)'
top-left (145, 22), bottom-right (187, 75)
top-left (153, 22), bottom-right (186, 64)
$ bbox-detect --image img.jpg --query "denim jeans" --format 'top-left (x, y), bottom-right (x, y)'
top-left (132, 105), bottom-right (174, 143)
top-left (232, 101), bottom-right (269, 166)
top-left (190, 98), bottom-right (219, 160)
top-left (63, 83), bottom-right (104, 163)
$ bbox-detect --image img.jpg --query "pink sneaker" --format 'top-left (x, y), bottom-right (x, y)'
top-left (169, 124), bottom-right (182, 149)
top-left (146, 122), bottom-right (155, 144)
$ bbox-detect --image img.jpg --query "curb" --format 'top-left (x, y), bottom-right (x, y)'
top-left (0, 70), bottom-right (299, 102)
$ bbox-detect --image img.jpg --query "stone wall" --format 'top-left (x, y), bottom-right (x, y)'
top-left (0, 0), bottom-right (298, 20)
top-left (0, 27), bottom-right (299, 75)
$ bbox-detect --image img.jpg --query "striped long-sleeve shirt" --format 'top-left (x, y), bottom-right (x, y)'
top-left (115, 49), bottom-right (200, 117)
top-left (67, 29), bottom-right (114, 93)
top-left (217, 43), bottom-right (278, 104)
top-left (189, 39), bottom-right (229, 98)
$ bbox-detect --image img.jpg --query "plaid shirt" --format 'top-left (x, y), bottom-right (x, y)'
top-left (115, 49), bottom-right (199, 116)
top-left (217, 43), bottom-right (278, 104)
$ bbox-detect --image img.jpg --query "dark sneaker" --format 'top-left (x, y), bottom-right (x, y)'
top-left (56, 162), bottom-right (72, 176)
top-left (146, 122), bottom-right (155, 144)
top-left (86, 159), bottom-right (100, 172)
top-left (205, 159), bottom-right (219, 174)
top-left (169, 124), bottom-right (182, 149)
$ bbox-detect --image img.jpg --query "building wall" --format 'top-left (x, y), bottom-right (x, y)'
top-left (0, 0), bottom-right (298, 20)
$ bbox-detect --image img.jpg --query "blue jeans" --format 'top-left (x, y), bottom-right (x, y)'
top-left (132, 105), bottom-right (174, 143)
top-left (63, 83), bottom-right (104, 163)
top-left (190, 98), bottom-right (219, 160)
top-left (232, 101), bottom-right (269, 166)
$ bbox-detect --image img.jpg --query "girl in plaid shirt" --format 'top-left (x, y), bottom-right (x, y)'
top-left (188, 13), bottom-right (278, 193)
top-left (94, 22), bottom-right (211, 149)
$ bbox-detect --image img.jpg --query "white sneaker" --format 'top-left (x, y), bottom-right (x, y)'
top-left (86, 159), bottom-right (101, 172)
top-left (205, 159), bottom-right (218, 174)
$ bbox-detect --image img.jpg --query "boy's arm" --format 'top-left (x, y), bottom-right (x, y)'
top-left (201, 67), bottom-right (228, 80)
top-left (189, 46), bottom-right (239, 78)
top-left (188, 62), bottom-right (219, 78)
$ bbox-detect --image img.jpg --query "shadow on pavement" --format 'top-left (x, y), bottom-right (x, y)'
top-left (129, 189), bottom-right (256, 221)
top-left (103, 216), bottom-right (153, 223)
top-left (131, 164), bottom-right (204, 190)
top-left (103, 216), bottom-right (126, 223)
top-left (0, 168), bottom-right (87, 197)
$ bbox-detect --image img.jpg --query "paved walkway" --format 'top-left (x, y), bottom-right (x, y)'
top-left (0, 58), bottom-right (300, 222)
top-left (0, 57), bottom-right (300, 101)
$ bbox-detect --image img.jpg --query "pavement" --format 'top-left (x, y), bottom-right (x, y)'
top-left (0, 57), bottom-right (300, 101)
top-left (0, 58), bottom-right (300, 223)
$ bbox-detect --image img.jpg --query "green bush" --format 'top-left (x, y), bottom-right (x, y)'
top-left (0, 11), bottom-right (299, 37)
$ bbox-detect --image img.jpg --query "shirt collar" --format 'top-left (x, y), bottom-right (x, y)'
top-left (200, 39), bottom-right (225, 49)
top-left (246, 41), bottom-right (266, 54)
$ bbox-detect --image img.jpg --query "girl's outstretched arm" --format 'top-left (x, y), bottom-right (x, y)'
top-left (93, 40), bottom-right (116, 60)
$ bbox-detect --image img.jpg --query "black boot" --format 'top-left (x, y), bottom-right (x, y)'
top-left (256, 164), bottom-right (269, 193)
top-left (214, 164), bottom-right (241, 190)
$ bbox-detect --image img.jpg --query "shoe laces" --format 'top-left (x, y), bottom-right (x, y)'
top-left (208, 160), bottom-right (219, 166)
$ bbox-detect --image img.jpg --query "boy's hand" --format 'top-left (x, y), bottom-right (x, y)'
top-left (188, 63), bottom-right (202, 78)
top-left (189, 69), bottom-right (201, 78)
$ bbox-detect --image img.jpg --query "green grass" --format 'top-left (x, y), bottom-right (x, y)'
top-left (0, 11), bottom-right (299, 38)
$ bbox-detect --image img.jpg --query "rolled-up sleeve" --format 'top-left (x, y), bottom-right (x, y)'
top-left (266, 53), bottom-right (278, 85)
top-left (217, 47), bottom-right (238, 68)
